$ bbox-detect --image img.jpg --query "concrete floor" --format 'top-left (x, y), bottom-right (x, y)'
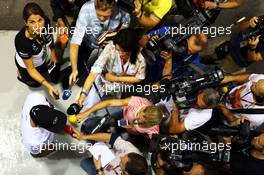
top-left (1, 0), bottom-right (264, 175)
top-left (0, 31), bottom-right (88, 175)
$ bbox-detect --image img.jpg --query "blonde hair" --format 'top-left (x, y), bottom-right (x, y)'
top-left (137, 106), bottom-right (168, 128)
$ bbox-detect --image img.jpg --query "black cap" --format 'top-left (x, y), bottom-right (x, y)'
top-left (30, 105), bottom-right (67, 133)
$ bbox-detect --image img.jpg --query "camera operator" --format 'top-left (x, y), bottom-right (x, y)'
top-left (146, 33), bottom-right (208, 83)
top-left (72, 130), bottom-right (148, 175)
top-left (159, 88), bottom-right (220, 135)
top-left (133, 0), bottom-right (173, 30)
top-left (229, 133), bottom-right (264, 175)
top-left (218, 73), bottom-right (264, 128)
top-left (212, 16), bottom-right (264, 74)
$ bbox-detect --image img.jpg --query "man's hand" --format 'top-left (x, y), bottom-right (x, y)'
top-left (249, 17), bottom-right (258, 28)
top-left (72, 129), bottom-right (85, 140)
top-left (230, 115), bottom-right (249, 127)
top-left (204, 1), bottom-right (217, 9)
top-left (133, 0), bottom-right (142, 17)
top-left (47, 85), bottom-right (60, 99)
top-left (69, 69), bottom-right (78, 86)
top-left (248, 35), bottom-right (261, 49)
top-left (160, 51), bottom-right (172, 62)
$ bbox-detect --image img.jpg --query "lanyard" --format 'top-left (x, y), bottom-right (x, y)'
top-left (119, 56), bottom-right (129, 75)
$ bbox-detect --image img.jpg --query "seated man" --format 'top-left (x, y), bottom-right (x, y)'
top-left (218, 73), bottom-right (264, 128)
top-left (72, 130), bottom-right (149, 175)
top-left (133, 0), bottom-right (173, 30)
top-left (20, 93), bottom-right (67, 157)
top-left (230, 133), bottom-right (264, 175)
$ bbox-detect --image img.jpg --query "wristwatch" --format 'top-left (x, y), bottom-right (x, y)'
top-left (96, 167), bottom-right (104, 174)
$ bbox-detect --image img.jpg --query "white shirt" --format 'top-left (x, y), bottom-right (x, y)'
top-left (226, 74), bottom-right (264, 127)
top-left (156, 97), bottom-right (212, 131)
top-left (20, 93), bottom-right (54, 155)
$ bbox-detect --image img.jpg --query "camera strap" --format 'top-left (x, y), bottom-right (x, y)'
top-left (230, 108), bottom-right (264, 114)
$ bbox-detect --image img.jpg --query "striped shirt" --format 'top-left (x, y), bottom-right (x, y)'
top-left (123, 96), bottom-right (159, 139)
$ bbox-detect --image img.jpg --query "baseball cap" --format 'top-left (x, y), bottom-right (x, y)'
top-left (30, 105), bottom-right (67, 133)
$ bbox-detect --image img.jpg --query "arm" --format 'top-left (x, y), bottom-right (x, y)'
top-left (160, 51), bottom-right (172, 79)
top-left (23, 58), bottom-right (59, 98)
top-left (77, 98), bottom-right (130, 122)
top-left (247, 35), bottom-right (263, 62)
top-left (74, 131), bottom-right (111, 142)
top-left (218, 0), bottom-right (244, 9)
top-left (50, 0), bottom-right (64, 21)
top-left (204, 0), bottom-right (244, 9)
top-left (221, 74), bottom-right (250, 84)
top-left (104, 73), bottom-right (142, 84)
top-left (69, 44), bottom-right (80, 84)
top-left (168, 104), bottom-right (186, 134)
top-left (217, 103), bottom-right (237, 124)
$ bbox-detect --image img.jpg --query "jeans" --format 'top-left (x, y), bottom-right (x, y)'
top-left (80, 157), bottom-right (97, 175)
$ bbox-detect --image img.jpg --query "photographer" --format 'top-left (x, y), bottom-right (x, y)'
top-left (159, 88), bottom-right (220, 135)
top-left (20, 93), bottom-right (67, 157)
top-left (72, 131), bottom-right (148, 175)
top-left (213, 16), bottom-right (264, 74)
top-left (146, 33), bottom-right (208, 84)
top-left (218, 74), bottom-right (264, 128)
top-left (133, 0), bottom-right (173, 30)
top-left (68, 0), bottom-right (130, 87)
top-left (229, 133), bottom-right (264, 175)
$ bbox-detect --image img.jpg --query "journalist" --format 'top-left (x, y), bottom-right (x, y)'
top-left (218, 73), bottom-right (264, 128)
top-left (72, 130), bottom-right (148, 175)
top-left (68, 0), bottom-right (130, 87)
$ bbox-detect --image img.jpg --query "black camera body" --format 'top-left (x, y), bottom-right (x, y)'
top-left (156, 68), bottom-right (224, 106)
top-left (240, 15), bottom-right (264, 41)
top-left (116, 0), bottom-right (135, 14)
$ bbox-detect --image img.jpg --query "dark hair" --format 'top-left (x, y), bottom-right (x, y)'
top-left (113, 28), bottom-right (141, 64)
top-left (23, 3), bottom-right (46, 22)
top-left (95, 0), bottom-right (115, 10)
top-left (125, 153), bottom-right (148, 175)
top-left (202, 88), bottom-right (220, 108)
top-left (194, 34), bottom-right (208, 48)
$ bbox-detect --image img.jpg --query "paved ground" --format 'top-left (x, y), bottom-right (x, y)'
top-left (1, 0), bottom-right (264, 175)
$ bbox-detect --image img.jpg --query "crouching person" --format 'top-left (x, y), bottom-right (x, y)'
top-left (73, 130), bottom-right (149, 175)
top-left (20, 93), bottom-right (67, 157)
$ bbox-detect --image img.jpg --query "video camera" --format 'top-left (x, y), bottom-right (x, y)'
top-left (146, 1), bottom-right (218, 56)
top-left (153, 68), bottom-right (224, 106)
top-left (149, 131), bottom-right (231, 172)
top-left (240, 15), bottom-right (264, 41)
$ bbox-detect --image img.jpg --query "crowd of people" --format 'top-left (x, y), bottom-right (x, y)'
top-left (15, 0), bottom-right (264, 175)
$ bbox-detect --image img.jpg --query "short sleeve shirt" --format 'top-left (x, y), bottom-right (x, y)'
top-left (123, 96), bottom-right (159, 138)
top-left (15, 27), bottom-right (53, 68)
top-left (70, 0), bottom-right (131, 47)
top-left (142, 0), bottom-right (172, 19)
top-left (20, 93), bottom-right (54, 154)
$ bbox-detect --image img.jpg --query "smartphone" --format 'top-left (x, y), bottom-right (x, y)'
top-left (117, 119), bottom-right (129, 127)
